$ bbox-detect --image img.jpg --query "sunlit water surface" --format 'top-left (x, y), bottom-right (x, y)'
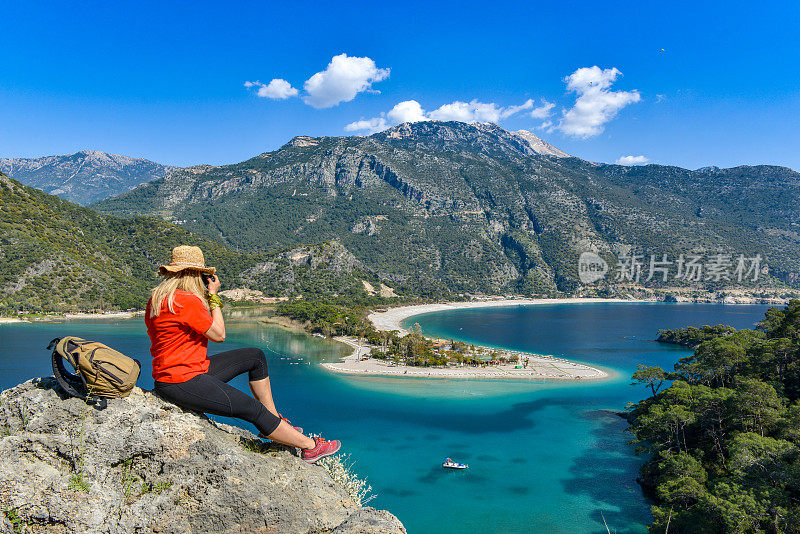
top-left (0, 303), bottom-right (769, 533)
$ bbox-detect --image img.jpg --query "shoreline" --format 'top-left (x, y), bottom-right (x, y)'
top-left (63, 311), bottom-right (141, 320)
top-left (322, 336), bottom-right (609, 381)
top-left (0, 311), bottom-right (144, 323)
top-left (368, 297), bottom-right (652, 335)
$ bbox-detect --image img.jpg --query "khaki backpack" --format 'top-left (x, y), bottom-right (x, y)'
top-left (49, 336), bottom-right (141, 409)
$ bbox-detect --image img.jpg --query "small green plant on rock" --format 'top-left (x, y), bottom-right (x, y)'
top-left (121, 458), bottom-right (141, 504)
top-left (68, 471), bottom-right (90, 492)
top-left (143, 481), bottom-right (172, 495)
top-left (3, 507), bottom-right (28, 534)
top-left (0, 399), bottom-right (11, 437)
top-left (120, 458), bottom-right (172, 503)
top-left (66, 400), bottom-right (93, 492)
top-left (240, 436), bottom-right (287, 456)
top-left (19, 407), bottom-right (30, 430)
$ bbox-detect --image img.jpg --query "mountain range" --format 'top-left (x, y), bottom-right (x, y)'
top-left (0, 151), bottom-right (176, 205)
top-left (0, 170), bottom-right (392, 313)
top-left (90, 121), bottom-right (800, 294)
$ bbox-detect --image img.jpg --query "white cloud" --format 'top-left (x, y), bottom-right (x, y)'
top-left (345, 97), bottom-right (542, 134)
top-left (244, 78), bottom-right (299, 100)
top-left (387, 100), bottom-right (427, 123)
top-left (302, 53), bottom-right (390, 109)
top-left (557, 66), bottom-right (640, 138)
top-left (429, 100), bottom-right (500, 122)
top-left (427, 99), bottom-right (533, 123)
top-left (616, 155), bottom-right (649, 165)
top-left (344, 116), bottom-right (388, 134)
top-left (500, 99), bottom-right (534, 119)
top-left (530, 99), bottom-right (555, 119)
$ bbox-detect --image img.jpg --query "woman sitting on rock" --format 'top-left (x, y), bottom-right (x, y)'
top-left (146, 245), bottom-right (340, 463)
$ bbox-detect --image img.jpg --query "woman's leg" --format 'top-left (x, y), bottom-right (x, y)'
top-left (207, 348), bottom-right (280, 416)
top-left (248, 378), bottom-right (278, 416)
top-left (154, 375), bottom-right (314, 449)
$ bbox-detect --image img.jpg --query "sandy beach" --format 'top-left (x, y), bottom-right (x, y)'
top-left (368, 297), bottom-right (649, 335)
top-left (0, 317), bottom-right (27, 324)
top-left (323, 336), bottom-right (609, 381)
top-left (63, 311), bottom-right (141, 320)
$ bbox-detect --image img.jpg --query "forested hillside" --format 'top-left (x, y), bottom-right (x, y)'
top-left (0, 173), bottom-right (392, 314)
top-left (0, 172), bottom-right (256, 312)
top-left (94, 121), bottom-right (800, 295)
top-left (628, 301), bottom-right (800, 532)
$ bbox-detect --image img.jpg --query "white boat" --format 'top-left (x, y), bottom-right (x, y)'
top-left (442, 458), bottom-right (468, 469)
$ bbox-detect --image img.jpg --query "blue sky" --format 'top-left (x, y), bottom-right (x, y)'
top-left (1, 0), bottom-right (798, 170)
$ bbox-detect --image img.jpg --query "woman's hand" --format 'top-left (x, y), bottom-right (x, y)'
top-left (206, 275), bottom-right (221, 295)
top-left (203, 274), bottom-right (225, 342)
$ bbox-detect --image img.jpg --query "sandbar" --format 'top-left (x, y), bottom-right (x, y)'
top-left (322, 335), bottom-right (609, 381)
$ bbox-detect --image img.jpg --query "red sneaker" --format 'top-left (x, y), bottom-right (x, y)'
top-left (301, 437), bottom-right (342, 463)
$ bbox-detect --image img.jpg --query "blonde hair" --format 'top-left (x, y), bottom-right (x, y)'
top-left (149, 270), bottom-right (209, 318)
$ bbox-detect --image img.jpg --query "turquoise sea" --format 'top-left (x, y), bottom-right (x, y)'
top-left (0, 303), bottom-right (770, 533)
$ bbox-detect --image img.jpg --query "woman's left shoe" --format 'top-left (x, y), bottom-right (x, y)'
top-left (301, 437), bottom-right (342, 463)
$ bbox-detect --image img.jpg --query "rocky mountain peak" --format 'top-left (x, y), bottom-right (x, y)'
top-left (286, 136), bottom-right (323, 149)
top-left (512, 129), bottom-right (570, 158)
top-left (66, 150), bottom-right (141, 168)
top-left (376, 121), bottom-right (570, 159)
top-left (380, 120), bottom-right (504, 140)
top-left (0, 151), bottom-right (176, 205)
top-left (695, 166), bottom-right (721, 173)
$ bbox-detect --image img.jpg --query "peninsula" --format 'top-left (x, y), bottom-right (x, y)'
top-left (322, 336), bottom-right (607, 380)
top-left (318, 298), bottom-right (628, 381)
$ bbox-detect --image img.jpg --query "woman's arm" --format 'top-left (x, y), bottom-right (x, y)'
top-left (203, 275), bottom-right (226, 343)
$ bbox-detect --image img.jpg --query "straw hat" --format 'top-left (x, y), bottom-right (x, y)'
top-left (159, 245), bottom-right (216, 276)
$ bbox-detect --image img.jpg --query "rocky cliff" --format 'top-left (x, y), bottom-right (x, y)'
top-left (0, 379), bottom-right (405, 534)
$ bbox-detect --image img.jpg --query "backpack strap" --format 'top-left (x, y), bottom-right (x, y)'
top-left (49, 338), bottom-right (108, 409)
top-left (51, 344), bottom-right (87, 401)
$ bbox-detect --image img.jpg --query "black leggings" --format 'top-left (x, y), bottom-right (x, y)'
top-left (153, 348), bottom-right (282, 436)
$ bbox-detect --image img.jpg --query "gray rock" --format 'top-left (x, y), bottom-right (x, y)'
top-left (331, 507), bottom-right (406, 534)
top-left (0, 378), bottom-right (404, 534)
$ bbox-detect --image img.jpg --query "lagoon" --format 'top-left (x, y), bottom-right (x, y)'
top-left (0, 303), bottom-right (770, 533)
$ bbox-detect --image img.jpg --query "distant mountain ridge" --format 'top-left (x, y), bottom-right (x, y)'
top-left (0, 150), bottom-right (176, 205)
top-left (93, 121), bottom-right (800, 294)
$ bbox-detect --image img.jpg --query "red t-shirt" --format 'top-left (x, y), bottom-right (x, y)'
top-left (145, 290), bottom-right (214, 383)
